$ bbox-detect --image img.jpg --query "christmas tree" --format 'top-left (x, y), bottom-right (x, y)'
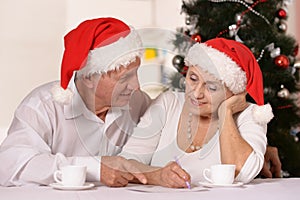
top-left (171, 0), bottom-right (300, 177)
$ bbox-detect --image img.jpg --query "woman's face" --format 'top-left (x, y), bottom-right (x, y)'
top-left (185, 66), bottom-right (233, 118)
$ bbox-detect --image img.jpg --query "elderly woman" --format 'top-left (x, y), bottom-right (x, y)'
top-left (119, 38), bottom-right (274, 188)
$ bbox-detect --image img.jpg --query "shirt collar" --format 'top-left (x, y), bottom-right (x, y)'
top-left (64, 74), bottom-right (86, 119)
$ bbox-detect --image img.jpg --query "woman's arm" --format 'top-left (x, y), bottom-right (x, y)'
top-left (217, 92), bottom-right (258, 174)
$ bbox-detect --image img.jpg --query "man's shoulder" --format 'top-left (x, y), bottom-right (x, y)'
top-left (18, 81), bottom-right (60, 107)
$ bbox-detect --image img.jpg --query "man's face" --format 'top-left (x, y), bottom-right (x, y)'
top-left (94, 57), bottom-right (141, 108)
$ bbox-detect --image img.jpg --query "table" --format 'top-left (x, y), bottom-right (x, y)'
top-left (1, 178), bottom-right (299, 200)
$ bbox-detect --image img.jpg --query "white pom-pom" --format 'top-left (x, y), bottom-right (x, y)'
top-left (252, 103), bottom-right (274, 125)
top-left (51, 83), bottom-right (74, 105)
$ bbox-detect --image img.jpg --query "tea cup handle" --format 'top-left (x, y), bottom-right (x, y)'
top-left (203, 168), bottom-right (213, 183)
top-left (53, 170), bottom-right (63, 184)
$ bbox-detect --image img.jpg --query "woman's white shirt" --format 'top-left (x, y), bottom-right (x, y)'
top-left (119, 91), bottom-right (267, 184)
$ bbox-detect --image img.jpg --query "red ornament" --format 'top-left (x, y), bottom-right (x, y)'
top-left (191, 34), bottom-right (202, 43)
top-left (277, 8), bottom-right (287, 19)
top-left (274, 55), bottom-right (290, 69)
top-left (181, 66), bottom-right (189, 76)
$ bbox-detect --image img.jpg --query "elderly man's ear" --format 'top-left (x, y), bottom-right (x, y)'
top-left (78, 75), bottom-right (100, 89)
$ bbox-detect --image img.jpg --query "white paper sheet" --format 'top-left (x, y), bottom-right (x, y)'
top-left (125, 184), bottom-right (207, 193)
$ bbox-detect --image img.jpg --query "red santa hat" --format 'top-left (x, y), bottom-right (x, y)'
top-left (185, 38), bottom-right (273, 124)
top-left (51, 17), bottom-right (143, 104)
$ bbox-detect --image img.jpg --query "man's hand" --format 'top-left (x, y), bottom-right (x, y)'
top-left (101, 156), bottom-right (147, 187)
top-left (260, 146), bottom-right (282, 178)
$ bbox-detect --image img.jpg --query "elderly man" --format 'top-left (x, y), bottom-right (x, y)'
top-left (0, 17), bottom-right (151, 187)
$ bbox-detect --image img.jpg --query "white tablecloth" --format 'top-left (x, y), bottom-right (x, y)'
top-left (1, 178), bottom-right (299, 200)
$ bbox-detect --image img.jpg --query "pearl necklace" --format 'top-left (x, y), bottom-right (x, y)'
top-left (187, 113), bottom-right (202, 151)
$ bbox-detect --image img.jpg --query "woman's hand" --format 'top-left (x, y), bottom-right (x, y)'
top-left (218, 92), bottom-right (248, 118)
top-left (157, 161), bottom-right (191, 188)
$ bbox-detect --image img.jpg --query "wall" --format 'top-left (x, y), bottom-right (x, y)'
top-left (293, 0), bottom-right (300, 59)
top-left (287, 2), bottom-right (300, 59)
top-left (0, 0), bottom-right (67, 142)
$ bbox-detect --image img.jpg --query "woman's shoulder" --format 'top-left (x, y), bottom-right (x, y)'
top-left (236, 103), bottom-right (255, 119)
top-left (236, 103), bottom-right (268, 127)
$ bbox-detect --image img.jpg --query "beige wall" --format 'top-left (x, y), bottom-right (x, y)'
top-left (65, 0), bottom-right (152, 30)
top-left (287, 2), bottom-right (299, 47)
top-left (0, 0), bottom-right (67, 141)
top-left (294, 0), bottom-right (300, 59)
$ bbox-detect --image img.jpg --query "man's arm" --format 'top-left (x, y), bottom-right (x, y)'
top-left (100, 156), bottom-right (147, 187)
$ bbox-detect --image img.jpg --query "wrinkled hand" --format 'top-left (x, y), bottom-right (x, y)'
top-left (158, 161), bottom-right (191, 188)
top-left (218, 92), bottom-right (248, 118)
top-left (260, 146), bottom-right (282, 178)
top-left (101, 156), bottom-right (147, 187)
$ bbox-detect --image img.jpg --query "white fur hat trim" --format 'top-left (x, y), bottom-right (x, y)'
top-left (51, 83), bottom-right (74, 105)
top-left (77, 27), bottom-right (143, 77)
top-left (252, 103), bottom-right (274, 125)
top-left (185, 43), bottom-right (247, 94)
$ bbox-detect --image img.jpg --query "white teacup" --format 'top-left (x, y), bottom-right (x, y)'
top-left (53, 165), bottom-right (87, 186)
top-left (203, 164), bottom-right (236, 185)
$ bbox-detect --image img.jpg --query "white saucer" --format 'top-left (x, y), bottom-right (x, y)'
top-left (49, 182), bottom-right (95, 190)
top-left (198, 181), bottom-right (243, 188)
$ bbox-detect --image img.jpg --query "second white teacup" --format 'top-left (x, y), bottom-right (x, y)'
top-left (53, 165), bottom-right (87, 186)
top-left (203, 164), bottom-right (236, 185)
